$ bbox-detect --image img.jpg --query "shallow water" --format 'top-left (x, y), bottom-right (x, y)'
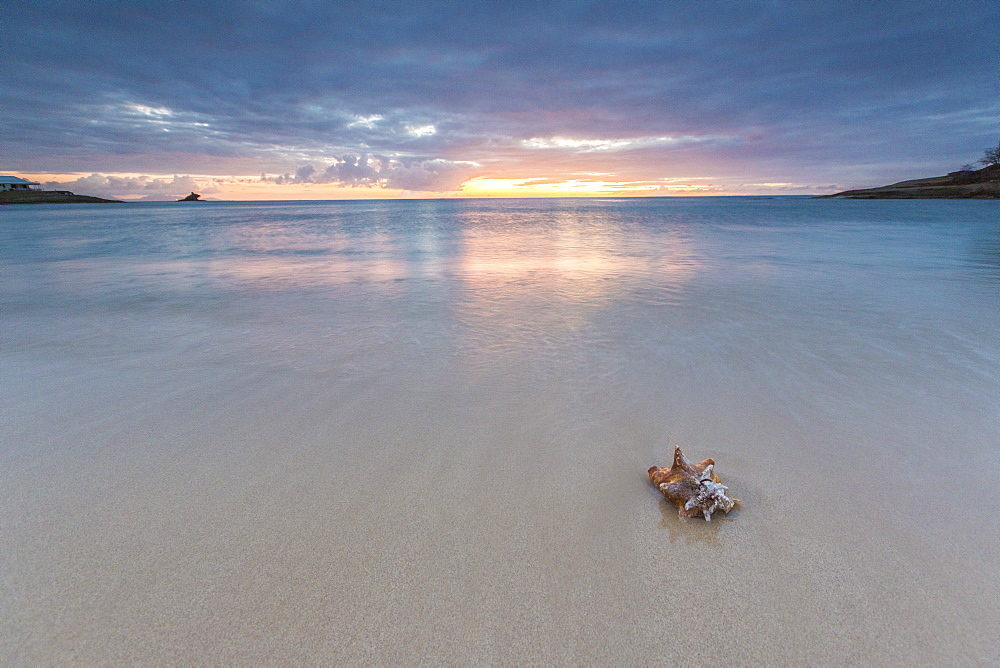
top-left (3, 197), bottom-right (999, 662)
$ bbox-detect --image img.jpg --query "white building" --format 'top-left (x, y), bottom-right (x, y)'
top-left (0, 176), bottom-right (41, 191)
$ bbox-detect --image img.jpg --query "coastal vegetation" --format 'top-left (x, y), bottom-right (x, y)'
top-left (978, 141), bottom-right (1000, 168)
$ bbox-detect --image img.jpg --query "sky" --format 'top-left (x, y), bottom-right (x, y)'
top-left (2, 0), bottom-right (997, 200)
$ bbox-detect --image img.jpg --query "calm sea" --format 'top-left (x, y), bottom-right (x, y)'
top-left (4, 197), bottom-right (998, 388)
top-left (3, 196), bottom-right (1000, 662)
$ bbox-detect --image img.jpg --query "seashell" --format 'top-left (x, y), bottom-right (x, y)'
top-left (648, 446), bottom-right (739, 521)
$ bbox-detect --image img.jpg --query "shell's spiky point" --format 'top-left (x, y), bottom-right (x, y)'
top-left (648, 446), bottom-right (738, 520)
top-left (673, 445), bottom-right (690, 470)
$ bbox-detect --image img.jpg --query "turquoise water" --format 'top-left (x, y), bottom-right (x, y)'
top-left (3, 197), bottom-right (999, 662)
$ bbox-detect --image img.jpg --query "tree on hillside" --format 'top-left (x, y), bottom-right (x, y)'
top-left (979, 142), bottom-right (1000, 167)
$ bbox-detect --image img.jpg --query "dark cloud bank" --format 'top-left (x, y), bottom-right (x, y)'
top-left (3, 0), bottom-right (998, 194)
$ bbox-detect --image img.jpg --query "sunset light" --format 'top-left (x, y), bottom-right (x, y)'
top-left (461, 177), bottom-right (665, 197)
top-left (4, 2), bottom-right (998, 664)
top-left (4, 2), bottom-right (993, 201)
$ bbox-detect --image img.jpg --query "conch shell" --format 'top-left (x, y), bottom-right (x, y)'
top-left (648, 446), bottom-right (739, 520)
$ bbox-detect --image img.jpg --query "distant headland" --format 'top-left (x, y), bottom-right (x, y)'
top-left (821, 143), bottom-right (1000, 199)
top-left (820, 164), bottom-right (1000, 199)
top-left (0, 175), bottom-right (122, 204)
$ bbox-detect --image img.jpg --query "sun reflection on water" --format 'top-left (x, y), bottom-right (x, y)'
top-left (447, 206), bottom-right (702, 373)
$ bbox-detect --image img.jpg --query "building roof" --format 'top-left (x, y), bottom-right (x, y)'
top-left (0, 175), bottom-right (41, 185)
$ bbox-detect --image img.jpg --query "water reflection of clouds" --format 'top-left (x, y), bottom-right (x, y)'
top-left (191, 211), bottom-right (461, 289)
top-left (23, 203), bottom-right (709, 305)
top-left (180, 220), bottom-right (411, 290)
top-left (188, 207), bottom-right (704, 298)
top-left (450, 208), bottom-right (703, 369)
top-left (156, 204), bottom-right (708, 373)
top-left (205, 255), bottom-right (411, 289)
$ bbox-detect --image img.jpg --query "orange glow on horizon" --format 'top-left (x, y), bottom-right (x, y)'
top-left (458, 177), bottom-right (718, 198)
top-left (14, 171), bottom-right (739, 200)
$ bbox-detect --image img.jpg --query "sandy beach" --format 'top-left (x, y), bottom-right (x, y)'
top-left (3, 199), bottom-right (999, 662)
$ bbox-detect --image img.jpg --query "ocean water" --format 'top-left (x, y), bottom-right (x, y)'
top-left (3, 197), bottom-right (999, 662)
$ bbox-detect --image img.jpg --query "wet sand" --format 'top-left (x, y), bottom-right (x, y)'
top-left (4, 317), bottom-right (998, 662)
top-left (3, 199), bottom-right (999, 662)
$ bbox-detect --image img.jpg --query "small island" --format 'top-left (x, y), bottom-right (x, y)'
top-left (178, 192), bottom-right (202, 201)
top-left (821, 143), bottom-right (1000, 199)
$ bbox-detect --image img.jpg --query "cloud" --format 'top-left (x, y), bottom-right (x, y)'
top-left (383, 159), bottom-right (481, 191)
top-left (2, 1), bottom-right (997, 190)
top-left (521, 134), bottom-right (730, 152)
top-left (262, 155), bottom-right (482, 191)
top-left (43, 174), bottom-right (216, 200)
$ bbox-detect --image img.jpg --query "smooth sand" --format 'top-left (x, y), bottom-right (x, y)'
top-left (3, 303), bottom-right (999, 664)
